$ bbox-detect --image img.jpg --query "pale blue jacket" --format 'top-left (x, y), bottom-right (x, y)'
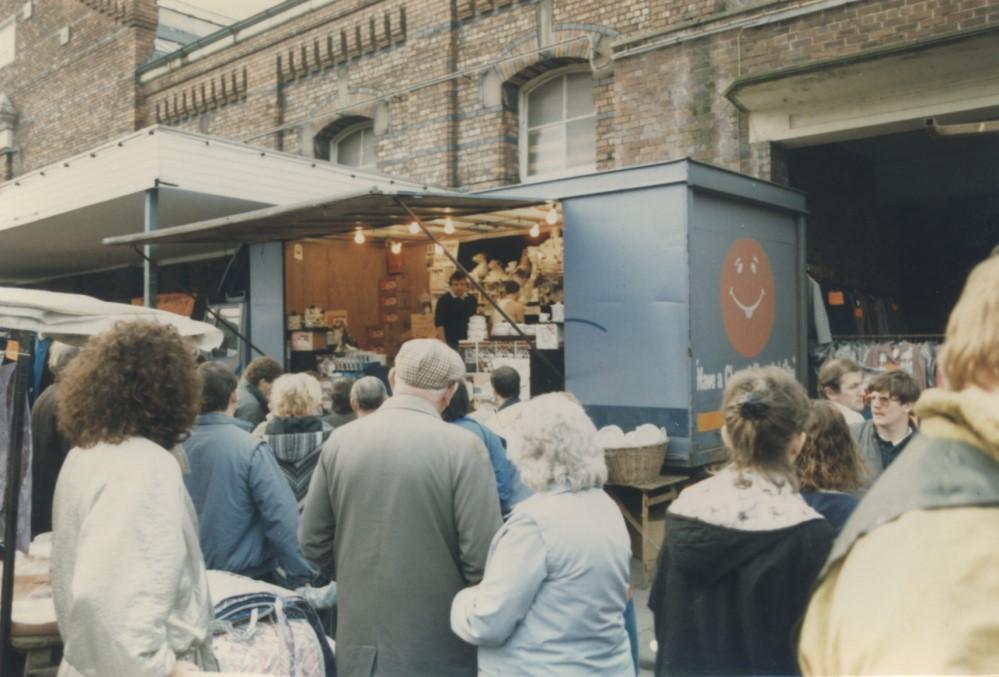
top-left (452, 416), bottom-right (531, 516)
top-left (451, 488), bottom-right (634, 675)
top-left (183, 413), bottom-right (314, 584)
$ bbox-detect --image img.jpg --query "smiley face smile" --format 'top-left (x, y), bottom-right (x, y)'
top-left (728, 287), bottom-right (766, 319)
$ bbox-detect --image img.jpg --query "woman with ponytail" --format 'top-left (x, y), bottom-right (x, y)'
top-left (649, 366), bottom-right (834, 676)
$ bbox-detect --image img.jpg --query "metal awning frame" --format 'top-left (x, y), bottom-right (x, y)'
top-left (103, 189), bottom-right (557, 247)
top-left (104, 189), bottom-right (566, 379)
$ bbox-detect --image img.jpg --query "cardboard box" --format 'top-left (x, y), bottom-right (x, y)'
top-left (324, 309), bottom-right (349, 328)
top-left (379, 291), bottom-right (409, 309)
top-left (410, 313), bottom-right (437, 338)
top-left (290, 331), bottom-right (327, 351)
top-left (379, 276), bottom-right (409, 292)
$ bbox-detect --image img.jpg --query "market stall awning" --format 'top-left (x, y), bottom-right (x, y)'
top-left (0, 287), bottom-right (224, 350)
top-left (102, 190), bottom-right (552, 247)
top-left (0, 125), bottom-right (435, 283)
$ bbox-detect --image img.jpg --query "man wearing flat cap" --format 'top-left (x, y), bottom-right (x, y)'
top-left (300, 339), bottom-right (502, 677)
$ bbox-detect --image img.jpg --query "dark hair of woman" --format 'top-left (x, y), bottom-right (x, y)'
top-left (795, 400), bottom-right (867, 492)
top-left (442, 380), bottom-right (472, 422)
top-left (58, 321), bottom-right (202, 451)
top-left (722, 366), bottom-right (810, 486)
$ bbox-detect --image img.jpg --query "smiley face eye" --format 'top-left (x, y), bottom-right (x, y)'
top-left (750, 261), bottom-right (757, 273)
top-left (735, 257), bottom-right (744, 274)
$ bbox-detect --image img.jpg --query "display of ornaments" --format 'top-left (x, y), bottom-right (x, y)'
top-left (304, 305), bottom-right (326, 328)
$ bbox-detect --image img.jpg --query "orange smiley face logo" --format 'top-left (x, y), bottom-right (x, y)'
top-left (719, 238), bottom-right (775, 358)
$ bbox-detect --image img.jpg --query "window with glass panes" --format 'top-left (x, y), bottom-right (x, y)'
top-left (521, 69), bottom-right (595, 179)
top-left (334, 124), bottom-right (375, 170)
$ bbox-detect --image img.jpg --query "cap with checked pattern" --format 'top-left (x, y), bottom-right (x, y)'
top-left (394, 339), bottom-right (466, 390)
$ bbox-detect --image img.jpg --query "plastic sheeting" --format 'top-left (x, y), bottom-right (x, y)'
top-left (0, 287), bottom-right (223, 350)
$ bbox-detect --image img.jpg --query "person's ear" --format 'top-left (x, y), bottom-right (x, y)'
top-left (439, 381), bottom-right (460, 412)
top-left (388, 368), bottom-right (396, 390)
top-left (351, 400), bottom-right (360, 414)
top-left (789, 432), bottom-right (807, 460)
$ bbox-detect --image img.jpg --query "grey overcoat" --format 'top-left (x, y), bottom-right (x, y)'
top-left (300, 394), bottom-right (503, 677)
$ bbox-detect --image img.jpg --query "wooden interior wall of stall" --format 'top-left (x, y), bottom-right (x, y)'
top-left (284, 238), bottom-right (430, 355)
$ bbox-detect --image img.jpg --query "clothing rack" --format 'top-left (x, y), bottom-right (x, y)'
top-left (0, 331), bottom-right (33, 674)
top-left (830, 334), bottom-right (944, 341)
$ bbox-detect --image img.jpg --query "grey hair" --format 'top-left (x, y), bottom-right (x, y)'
top-left (507, 392), bottom-right (607, 493)
top-left (48, 341), bottom-right (81, 377)
top-left (350, 376), bottom-right (387, 412)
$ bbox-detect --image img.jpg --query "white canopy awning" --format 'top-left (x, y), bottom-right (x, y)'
top-left (0, 125), bottom-right (433, 284)
top-left (0, 286), bottom-right (224, 350)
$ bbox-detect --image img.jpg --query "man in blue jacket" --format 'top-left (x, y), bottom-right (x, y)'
top-left (184, 362), bottom-right (315, 586)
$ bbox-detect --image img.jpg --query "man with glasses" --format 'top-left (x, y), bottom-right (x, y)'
top-left (851, 370), bottom-right (921, 484)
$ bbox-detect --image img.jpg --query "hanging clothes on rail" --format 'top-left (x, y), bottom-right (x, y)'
top-left (0, 362), bottom-right (33, 552)
top-left (809, 276), bottom-right (833, 345)
top-left (811, 338), bottom-right (941, 391)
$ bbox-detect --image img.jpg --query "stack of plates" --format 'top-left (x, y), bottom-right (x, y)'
top-left (468, 316), bottom-right (488, 341)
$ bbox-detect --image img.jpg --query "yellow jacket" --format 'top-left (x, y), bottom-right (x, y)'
top-left (798, 388), bottom-right (999, 676)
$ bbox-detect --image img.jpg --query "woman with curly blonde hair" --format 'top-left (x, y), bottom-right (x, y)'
top-left (795, 400), bottom-right (866, 533)
top-left (51, 321), bottom-right (216, 677)
top-left (257, 372), bottom-right (333, 504)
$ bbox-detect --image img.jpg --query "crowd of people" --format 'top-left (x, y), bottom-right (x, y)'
top-left (23, 252), bottom-right (999, 676)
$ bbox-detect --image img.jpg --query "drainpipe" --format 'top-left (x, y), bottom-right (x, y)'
top-left (447, 0), bottom-right (460, 187)
top-left (0, 94), bottom-right (18, 181)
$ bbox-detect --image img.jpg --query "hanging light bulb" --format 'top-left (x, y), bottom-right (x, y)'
top-left (354, 229), bottom-right (366, 245)
top-left (408, 221), bottom-right (420, 234)
top-left (434, 243), bottom-right (444, 255)
top-left (545, 205), bottom-right (558, 225)
top-left (390, 241), bottom-right (402, 255)
top-left (529, 222), bottom-right (541, 238)
top-left (443, 216), bottom-right (455, 235)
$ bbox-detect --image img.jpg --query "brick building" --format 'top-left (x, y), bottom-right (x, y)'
top-left (0, 0), bottom-right (997, 330)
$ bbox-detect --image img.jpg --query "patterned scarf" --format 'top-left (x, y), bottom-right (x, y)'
top-left (263, 416), bottom-right (332, 505)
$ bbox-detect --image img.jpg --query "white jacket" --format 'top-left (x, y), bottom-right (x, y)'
top-left (52, 437), bottom-right (215, 677)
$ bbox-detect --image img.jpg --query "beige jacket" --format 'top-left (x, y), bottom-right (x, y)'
top-left (798, 388), bottom-right (999, 675)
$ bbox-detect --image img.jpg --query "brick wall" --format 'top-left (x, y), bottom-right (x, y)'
top-left (0, 0), bottom-right (155, 173)
top-left (4, 0), bottom-right (998, 185)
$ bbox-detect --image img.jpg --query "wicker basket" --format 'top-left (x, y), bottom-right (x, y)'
top-left (604, 441), bottom-right (669, 484)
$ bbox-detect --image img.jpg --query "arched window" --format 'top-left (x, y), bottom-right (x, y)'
top-left (520, 68), bottom-right (595, 180)
top-left (314, 119), bottom-right (375, 170)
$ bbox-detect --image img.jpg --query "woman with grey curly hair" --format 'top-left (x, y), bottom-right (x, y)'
top-left (451, 393), bottom-right (633, 675)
